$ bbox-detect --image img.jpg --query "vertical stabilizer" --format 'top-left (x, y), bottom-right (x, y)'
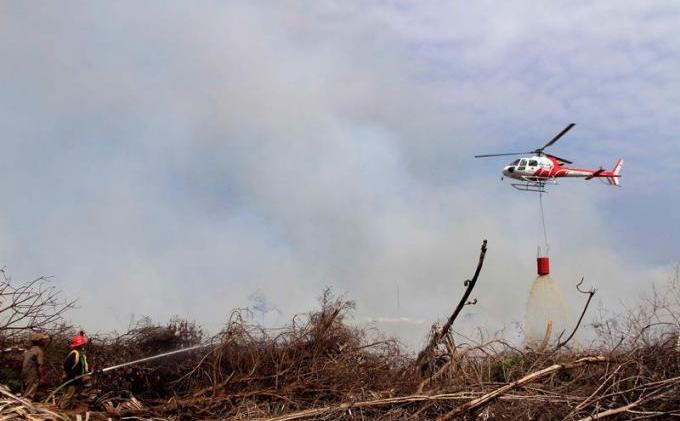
top-left (607, 159), bottom-right (623, 186)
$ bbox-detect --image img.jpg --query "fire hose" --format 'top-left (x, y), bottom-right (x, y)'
top-left (44, 343), bottom-right (212, 403)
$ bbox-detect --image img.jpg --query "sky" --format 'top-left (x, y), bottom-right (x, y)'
top-left (1, 1), bottom-right (678, 348)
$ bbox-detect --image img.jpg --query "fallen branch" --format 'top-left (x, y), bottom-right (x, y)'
top-left (252, 390), bottom-right (584, 421)
top-left (564, 364), bottom-right (624, 419)
top-left (436, 356), bottom-right (608, 421)
top-left (574, 399), bottom-right (641, 421)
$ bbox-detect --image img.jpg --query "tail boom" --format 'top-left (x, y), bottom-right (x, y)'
top-left (561, 159), bottom-right (623, 186)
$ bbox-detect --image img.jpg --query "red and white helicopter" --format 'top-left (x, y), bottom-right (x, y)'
top-left (475, 123), bottom-right (623, 192)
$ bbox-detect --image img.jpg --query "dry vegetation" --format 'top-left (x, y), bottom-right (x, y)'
top-left (1, 247), bottom-right (679, 420)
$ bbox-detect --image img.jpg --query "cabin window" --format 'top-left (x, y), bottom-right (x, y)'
top-left (529, 160), bottom-right (538, 166)
top-left (519, 159), bottom-right (527, 166)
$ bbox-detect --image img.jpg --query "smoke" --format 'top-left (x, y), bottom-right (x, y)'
top-left (0, 2), bottom-right (675, 349)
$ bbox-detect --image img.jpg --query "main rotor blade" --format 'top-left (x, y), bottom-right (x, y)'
top-left (545, 153), bottom-right (573, 164)
top-left (538, 123), bottom-right (575, 151)
top-left (474, 152), bottom-right (530, 158)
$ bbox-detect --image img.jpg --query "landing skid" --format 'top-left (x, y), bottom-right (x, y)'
top-left (510, 177), bottom-right (557, 193)
top-left (511, 182), bottom-right (547, 193)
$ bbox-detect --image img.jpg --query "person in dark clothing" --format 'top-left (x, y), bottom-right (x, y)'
top-left (60, 332), bottom-right (90, 408)
top-left (21, 332), bottom-right (49, 400)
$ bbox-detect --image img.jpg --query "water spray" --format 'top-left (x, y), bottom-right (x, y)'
top-left (44, 343), bottom-right (213, 403)
top-left (97, 343), bottom-right (210, 373)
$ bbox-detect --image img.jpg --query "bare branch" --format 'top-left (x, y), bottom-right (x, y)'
top-left (415, 240), bottom-right (488, 373)
top-left (555, 277), bottom-right (596, 351)
top-left (0, 267), bottom-right (76, 339)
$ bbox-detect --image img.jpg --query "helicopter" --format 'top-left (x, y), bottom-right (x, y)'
top-left (475, 123), bottom-right (623, 192)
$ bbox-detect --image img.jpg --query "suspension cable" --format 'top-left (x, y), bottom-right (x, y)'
top-left (538, 192), bottom-right (549, 256)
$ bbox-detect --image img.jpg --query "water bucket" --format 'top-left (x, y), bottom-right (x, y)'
top-left (537, 257), bottom-right (550, 276)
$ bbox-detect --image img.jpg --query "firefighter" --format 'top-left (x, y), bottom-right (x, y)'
top-left (60, 332), bottom-right (90, 408)
top-left (21, 332), bottom-right (49, 400)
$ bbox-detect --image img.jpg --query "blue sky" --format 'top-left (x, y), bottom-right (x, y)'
top-left (1, 1), bottom-right (678, 346)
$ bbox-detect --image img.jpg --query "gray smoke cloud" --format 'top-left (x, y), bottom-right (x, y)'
top-left (0, 1), bottom-right (677, 347)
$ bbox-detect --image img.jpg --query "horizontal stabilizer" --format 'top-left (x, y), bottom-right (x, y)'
top-left (585, 169), bottom-right (604, 180)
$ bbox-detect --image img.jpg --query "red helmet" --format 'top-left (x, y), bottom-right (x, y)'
top-left (70, 335), bottom-right (87, 348)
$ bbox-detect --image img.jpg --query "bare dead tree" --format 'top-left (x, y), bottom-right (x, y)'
top-left (415, 240), bottom-right (487, 373)
top-left (0, 267), bottom-right (76, 340)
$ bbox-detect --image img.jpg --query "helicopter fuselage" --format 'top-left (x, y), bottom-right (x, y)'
top-left (502, 155), bottom-right (623, 186)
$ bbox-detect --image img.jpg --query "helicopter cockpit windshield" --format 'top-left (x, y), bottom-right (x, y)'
top-left (517, 158), bottom-right (528, 170)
